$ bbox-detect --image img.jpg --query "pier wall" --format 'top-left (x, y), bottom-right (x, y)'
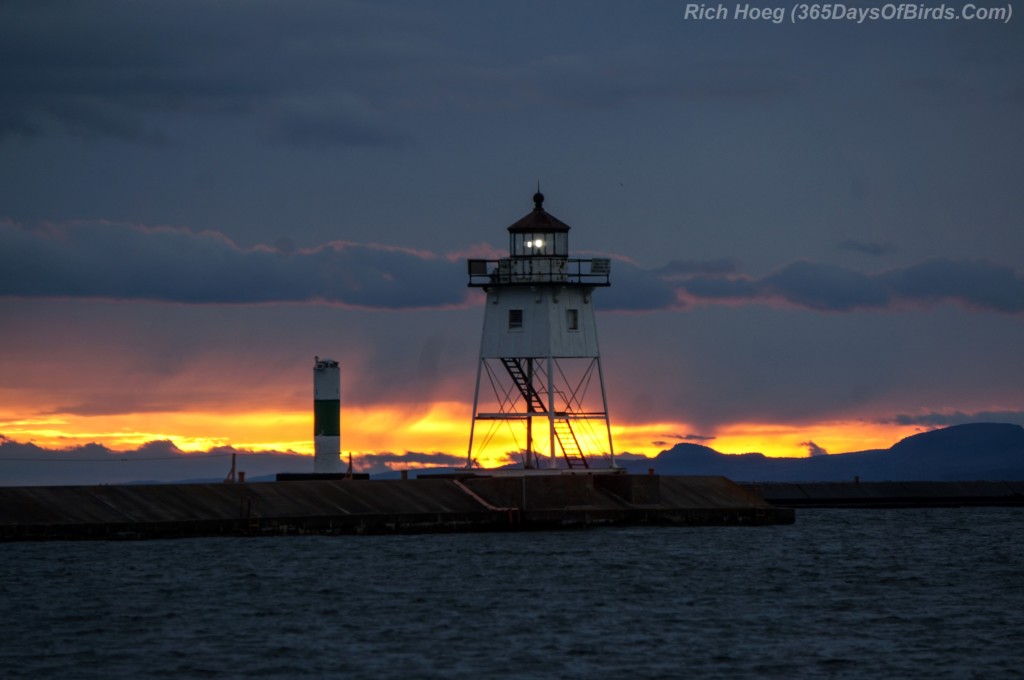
top-left (746, 481), bottom-right (1024, 508)
top-left (0, 474), bottom-right (792, 541)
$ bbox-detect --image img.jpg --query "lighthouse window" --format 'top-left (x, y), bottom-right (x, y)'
top-left (566, 308), bottom-right (579, 331)
top-left (516, 233), bottom-right (552, 256)
top-left (508, 309), bottom-right (523, 329)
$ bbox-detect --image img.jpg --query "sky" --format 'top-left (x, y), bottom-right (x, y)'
top-left (1, 0), bottom-right (1023, 482)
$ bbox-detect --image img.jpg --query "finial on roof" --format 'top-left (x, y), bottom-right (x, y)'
top-left (533, 183), bottom-right (544, 211)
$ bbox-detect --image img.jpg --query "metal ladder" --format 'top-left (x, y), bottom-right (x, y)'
top-left (501, 358), bottom-right (547, 413)
top-left (554, 418), bottom-right (589, 469)
top-left (501, 358), bottom-right (589, 469)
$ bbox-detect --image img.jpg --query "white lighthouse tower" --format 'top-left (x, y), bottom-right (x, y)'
top-left (313, 356), bottom-right (343, 473)
top-left (467, 192), bottom-right (615, 469)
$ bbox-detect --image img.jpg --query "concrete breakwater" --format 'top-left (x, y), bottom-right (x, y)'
top-left (746, 481), bottom-right (1024, 508)
top-left (0, 474), bottom-right (793, 541)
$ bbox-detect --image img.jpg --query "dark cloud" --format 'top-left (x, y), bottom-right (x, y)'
top-left (3, 221), bottom-right (1021, 315)
top-left (598, 259), bottom-right (683, 311)
top-left (0, 435), bottom-right (474, 484)
top-left (762, 261), bottom-right (891, 311)
top-left (800, 440), bottom-right (829, 457)
top-left (0, 221), bottom-right (467, 309)
top-left (882, 411), bottom-right (1024, 428)
top-left (0, 1), bottom-right (421, 146)
top-left (679, 275), bottom-right (761, 302)
top-left (4, 219), bottom-right (663, 311)
top-left (0, 2), bottom-right (805, 147)
top-left (652, 432), bottom-right (716, 447)
top-left (0, 437), bottom-right (306, 485)
top-left (881, 259), bottom-right (1024, 313)
top-left (677, 259), bottom-right (1024, 314)
top-left (655, 259), bottom-right (738, 279)
top-left (347, 451), bottom-right (466, 475)
top-left (683, 433), bottom-right (717, 441)
top-left (655, 433), bottom-right (717, 442)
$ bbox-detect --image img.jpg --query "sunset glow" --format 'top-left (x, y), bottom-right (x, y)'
top-left (709, 421), bottom-right (925, 458)
top-left (1, 399), bottom-right (932, 472)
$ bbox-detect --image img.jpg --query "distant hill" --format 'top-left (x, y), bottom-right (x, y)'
top-left (620, 423), bottom-right (1024, 482)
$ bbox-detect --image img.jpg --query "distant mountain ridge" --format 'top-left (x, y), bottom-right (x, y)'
top-left (621, 423), bottom-right (1024, 482)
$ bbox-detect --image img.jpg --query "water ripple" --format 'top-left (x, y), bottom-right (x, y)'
top-left (1, 508), bottom-right (1022, 679)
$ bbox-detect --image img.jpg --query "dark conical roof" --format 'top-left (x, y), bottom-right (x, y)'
top-left (506, 192), bottom-right (571, 233)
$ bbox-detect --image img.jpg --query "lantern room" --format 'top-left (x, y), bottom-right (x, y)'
top-left (467, 192), bottom-right (609, 288)
top-left (508, 192), bottom-right (570, 258)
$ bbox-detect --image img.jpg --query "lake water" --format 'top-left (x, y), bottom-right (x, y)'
top-left (1, 508), bottom-right (1022, 679)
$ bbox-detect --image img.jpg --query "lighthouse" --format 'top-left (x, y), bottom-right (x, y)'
top-left (313, 356), bottom-right (342, 473)
top-left (467, 192), bottom-right (615, 469)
